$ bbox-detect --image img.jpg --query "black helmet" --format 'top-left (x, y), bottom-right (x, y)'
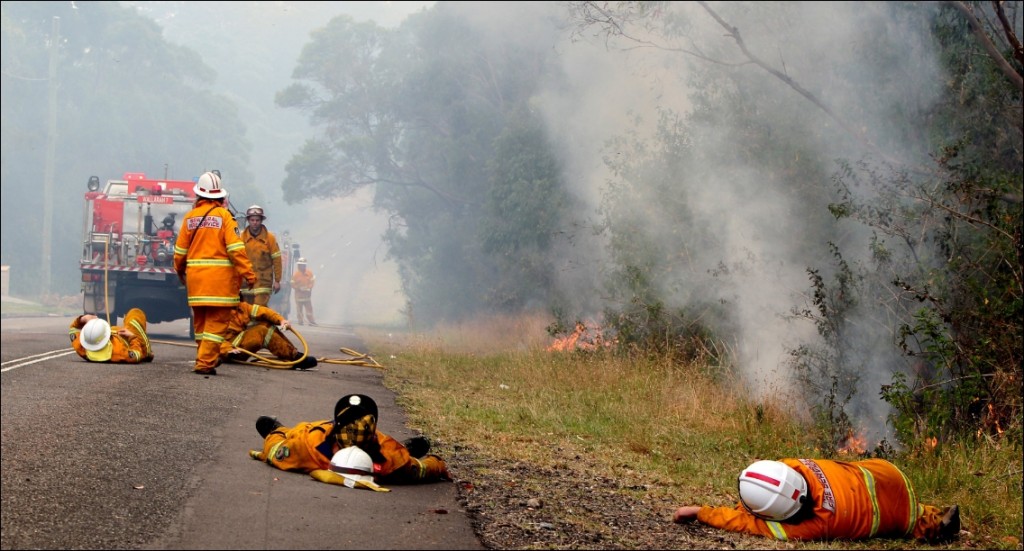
top-left (334, 394), bottom-right (378, 427)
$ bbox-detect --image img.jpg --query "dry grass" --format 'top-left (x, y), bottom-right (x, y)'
top-left (361, 313), bottom-right (1023, 550)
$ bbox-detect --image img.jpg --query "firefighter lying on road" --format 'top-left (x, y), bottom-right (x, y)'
top-left (69, 309), bottom-right (154, 363)
top-left (220, 301), bottom-right (317, 370)
top-left (249, 394), bottom-right (448, 490)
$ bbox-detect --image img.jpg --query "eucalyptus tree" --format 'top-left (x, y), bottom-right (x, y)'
top-left (277, 4), bottom-right (569, 325)
top-left (567, 0), bottom-right (1022, 444)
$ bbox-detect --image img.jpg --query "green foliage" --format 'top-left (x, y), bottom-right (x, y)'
top-left (277, 4), bottom-right (571, 325)
top-left (819, 1), bottom-right (1023, 443)
top-left (786, 243), bottom-right (864, 452)
top-left (376, 323), bottom-right (1023, 547)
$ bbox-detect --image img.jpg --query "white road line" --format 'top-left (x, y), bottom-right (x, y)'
top-left (1, 349), bottom-right (77, 372)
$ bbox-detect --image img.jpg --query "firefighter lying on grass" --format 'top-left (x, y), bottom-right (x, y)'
top-left (219, 301), bottom-right (317, 370)
top-left (249, 394), bottom-right (449, 490)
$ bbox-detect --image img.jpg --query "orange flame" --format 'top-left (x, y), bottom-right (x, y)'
top-left (547, 321), bottom-right (615, 352)
top-left (837, 430), bottom-right (867, 456)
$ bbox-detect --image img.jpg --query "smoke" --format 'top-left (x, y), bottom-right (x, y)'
top-left (466, 1), bottom-right (947, 443)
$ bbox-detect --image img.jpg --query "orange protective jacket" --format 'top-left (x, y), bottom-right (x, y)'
top-left (241, 226), bottom-right (282, 300)
top-left (217, 302), bottom-right (297, 359)
top-left (250, 420), bottom-right (448, 484)
top-left (173, 199), bottom-right (256, 306)
top-left (697, 458), bottom-right (945, 541)
top-left (290, 268), bottom-right (315, 301)
top-left (68, 310), bottom-right (152, 363)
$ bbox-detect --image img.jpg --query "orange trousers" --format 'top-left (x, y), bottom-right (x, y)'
top-left (191, 306), bottom-right (233, 371)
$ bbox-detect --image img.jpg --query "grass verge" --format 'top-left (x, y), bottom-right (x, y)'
top-left (362, 315), bottom-right (1022, 550)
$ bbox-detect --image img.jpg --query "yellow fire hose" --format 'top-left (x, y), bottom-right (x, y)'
top-left (95, 235), bottom-right (381, 369)
top-left (150, 326), bottom-right (384, 370)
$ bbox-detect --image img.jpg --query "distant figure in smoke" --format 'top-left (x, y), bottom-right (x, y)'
top-left (672, 457), bottom-right (960, 543)
top-left (290, 257), bottom-right (316, 326)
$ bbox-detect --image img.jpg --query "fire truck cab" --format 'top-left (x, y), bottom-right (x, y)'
top-left (80, 172), bottom-right (229, 332)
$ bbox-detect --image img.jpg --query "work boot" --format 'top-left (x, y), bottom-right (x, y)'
top-left (402, 435), bottom-right (431, 458)
top-left (936, 504), bottom-right (961, 543)
top-left (256, 415), bottom-right (284, 438)
top-left (194, 368), bottom-right (217, 376)
top-left (292, 355), bottom-right (318, 370)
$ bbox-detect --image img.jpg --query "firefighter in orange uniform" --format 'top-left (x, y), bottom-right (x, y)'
top-left (249, 394), bottom-right (449, 486)
top-left (219, 301), bottom-right (317, 370)
top-left (290, 257), bottom-right (316, 326)
top-left (174, 171), bottom-right (257, 375)
top-left (240, 205), bottom-right (283, 307)
top-left (672, 458), bottom-right (960, 543)
top-left (69, 310), bottom-right (153, 363)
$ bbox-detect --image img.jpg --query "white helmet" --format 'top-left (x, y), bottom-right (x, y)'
top-left (245, 205), bottom-right (265, 219)
top-left (329, 446), bottom-right (386, 491)
top-left (738, 460), bottom-right (808, 521)
top-left (193, 171), bottom-right (228, 199)
top-left (80, 318), bottom-right (113, 361)
top-left (296, 257), bottom-right (307, 265)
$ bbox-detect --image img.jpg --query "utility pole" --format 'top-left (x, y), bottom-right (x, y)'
top-left (41, 16), bottom-right (59, 296)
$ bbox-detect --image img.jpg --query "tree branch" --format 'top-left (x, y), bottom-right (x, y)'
top-left (947, 1), bottom-right (1024, 93)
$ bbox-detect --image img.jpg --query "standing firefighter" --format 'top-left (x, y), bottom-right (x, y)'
top-left (290, 257), bottom-right (316, 326)
top-left (174, 171), bottom-right (256, 376)
top-left (240, 205), bottom-right (283, 307)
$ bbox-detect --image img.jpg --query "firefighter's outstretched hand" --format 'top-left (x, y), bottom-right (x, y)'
top-left (278, 320), bottom-right (290, 332)
top-left (117, 328), bottom-right (133, 339)
top-left (673, 506), bottom-right (700, 523)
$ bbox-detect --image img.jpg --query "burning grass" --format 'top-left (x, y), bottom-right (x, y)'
top-left (361, 313), bottom-right (1023, 549)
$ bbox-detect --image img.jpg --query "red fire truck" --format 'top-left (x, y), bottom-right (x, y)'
top-left (80, 172), bottom-right (233, 334)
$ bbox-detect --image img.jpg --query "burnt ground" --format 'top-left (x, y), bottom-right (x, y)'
top-left (448, 445), bottom-right (783, 550)
top-left (446, 445), bottom-right (980, 551)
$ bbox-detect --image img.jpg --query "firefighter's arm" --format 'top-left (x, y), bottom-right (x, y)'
top-left (696, 505), bottom-right (782, 538)
top-left (271, 239), bottom-right (283, 291)
top-left (224, 215), bottom-right (257, 287)
top-left (69, 314), bottom-right (93, 343)
top-left (389, 455), bottom-right (450, 483)
top-left (252, 306), bottom-right (284, 327)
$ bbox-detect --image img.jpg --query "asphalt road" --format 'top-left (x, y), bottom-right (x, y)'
top-left (0, 315), bottom-right (483, 550)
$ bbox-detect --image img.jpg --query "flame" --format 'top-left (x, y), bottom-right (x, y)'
top-left (547, 321), bottom-right (615, 352)
top-left (837, 429), bottom-right (867, 456)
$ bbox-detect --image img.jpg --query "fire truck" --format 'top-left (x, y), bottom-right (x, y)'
top-left (80, 172), bottom-right (231, 334)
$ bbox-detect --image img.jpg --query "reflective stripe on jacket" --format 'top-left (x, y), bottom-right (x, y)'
top-left (696, 458), bottom-right (939, 541)
top-left (173, 200), bottom-right (255, 307)
top-left (68, 311), bottom-right (151, 363)
top-left (242, 226), bottom-right (282, 295)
